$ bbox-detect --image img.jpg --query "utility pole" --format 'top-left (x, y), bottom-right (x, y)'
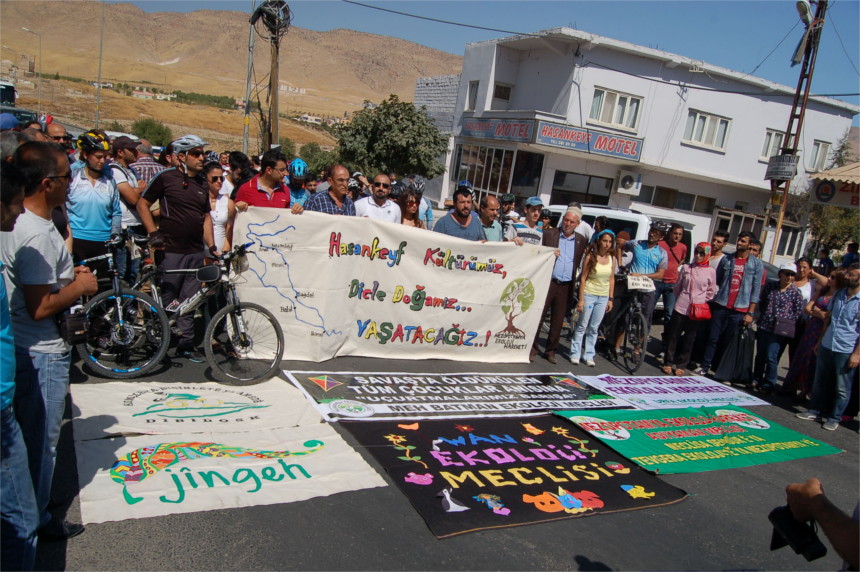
top-left (242, 1), bottom-right (257, 155)
top-left (250, 0), bottom-right (291, 150)
top-left (763, 0), bottom-right (828, 263)
top-left (95, 1), bottom-right (105, 128)
top-left (21, 27), bottom-right (41, 115)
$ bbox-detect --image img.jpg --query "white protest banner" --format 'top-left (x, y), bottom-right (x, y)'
top-left (626, 274), bottom-right (656, 291)
top-left (75, 424), bottom-right (386, 524)
top-left (233, 209), bottom-right (556, 362)
top-left (574, 374), bottom-right (768, 410)
top-left (285, 371), bottom-right (633, 421)
top-left (71, 380), bottom-right (321, 440)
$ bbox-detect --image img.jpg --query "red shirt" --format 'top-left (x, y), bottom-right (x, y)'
top-left (234, 174), bottom-right (290, 208)
top-left (659, 240), bottom-right (687, 283)
top-left (726, 257), bottom-right (749, 312)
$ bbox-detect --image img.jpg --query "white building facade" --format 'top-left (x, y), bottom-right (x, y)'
top-left (434, 28), bottom-right (857, 264)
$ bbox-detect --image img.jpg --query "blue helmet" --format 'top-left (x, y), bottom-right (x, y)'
top-left (288, 158), bottom-right (308, 179)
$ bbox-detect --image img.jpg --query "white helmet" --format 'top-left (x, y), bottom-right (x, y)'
top-left (172, 134), bottom-right (207, 154)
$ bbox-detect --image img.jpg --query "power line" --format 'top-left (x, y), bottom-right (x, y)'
top-left (739, 20), bottom-right (800, 79)
top-left (340, 0), bottom-right (541, 37)
top-left (827, 16), bottom-right (860, 76)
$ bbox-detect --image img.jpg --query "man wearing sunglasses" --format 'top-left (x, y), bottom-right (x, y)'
top-left (137, 135), bottom-right (219, 363)
top-left (354, 174), bottom-right (401, 223)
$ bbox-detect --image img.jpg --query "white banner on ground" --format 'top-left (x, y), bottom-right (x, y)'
top-left (574, 375), bottom-right (768, 409)
top-left (232, 209), bottom-right (555, 362)
top-left (75, 424), bottom-right (386, 524)
top-left (71, 380), bottom-right (321, 440)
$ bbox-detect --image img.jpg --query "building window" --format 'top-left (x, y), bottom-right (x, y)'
top-left (466, 81), bottom-right (479, 111)
top-left (493, 83), bottom-right (511, 101)
top-left (511, 151), bottom-right (545, 198)
top-left (550, 171), bottom-right (613, 206)
top-left (777, 227), bottom-right (802, 257)
top-left (451, 144), bottom-right (514, 202)
top-left (632, 184), bottom-right (716, 216)
top-left (588, 87), bottom-right (642, 131)
top-left (806, 140), bottom-right (831, 172)
top-left (760, 129), bottom-right (784, 160)
top-left (683, 110), bottom-right (730, 151)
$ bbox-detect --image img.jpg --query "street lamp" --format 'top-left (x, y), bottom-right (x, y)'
top-left (21, 27), bottom-right (42, 115)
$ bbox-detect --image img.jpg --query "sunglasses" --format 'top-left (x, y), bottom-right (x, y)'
top-left (187, 149), bottom-right (205, 157)
top-left (373, 182), bottom-right (391, 189)
top-left (209, 175), bottom-right (224, 183)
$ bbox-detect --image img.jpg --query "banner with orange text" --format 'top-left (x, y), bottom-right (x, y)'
top-left (233, 209), bottom-right (556, 362)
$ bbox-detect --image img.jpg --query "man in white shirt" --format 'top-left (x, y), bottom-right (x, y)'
top-left (354, 173), bottom-right (401, 223)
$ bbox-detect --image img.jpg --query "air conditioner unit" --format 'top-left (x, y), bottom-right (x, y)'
top-left (616, 170), bottom-right (643, 196)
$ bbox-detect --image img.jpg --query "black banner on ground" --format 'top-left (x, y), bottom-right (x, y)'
top-left (343, 415), bottom-right (687, 538)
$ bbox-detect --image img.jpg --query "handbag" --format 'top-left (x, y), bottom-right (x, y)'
top-left (773, 316), bottom-right (796, 338)
top-left (688, 303), bottom-right (711, 321)
top-left (56, 308), bottom-right (89, 345)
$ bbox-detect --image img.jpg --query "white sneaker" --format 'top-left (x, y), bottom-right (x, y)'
top-left (585, 359), bottom-right (596, 367)
top-left (570, 357), bottom-right (580, 365)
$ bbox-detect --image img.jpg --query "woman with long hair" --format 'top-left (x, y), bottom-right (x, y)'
top-left (788, 257), bottom-right (827, 360)
top-left (570, 230), bottom-right (616, 366)
top-left (781, 268), bottom-right (846, 399)
top-left (398, 189), bottom-right (425, 229)
top-left (662, 242), bottom-right (717, 375)
top-left (204, 162), bottom-right (236, 253)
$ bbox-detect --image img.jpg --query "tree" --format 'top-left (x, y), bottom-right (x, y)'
top-left (299, 142), bottom-right (337, 178)
top-left (805, 129), bottom-right (860, 253)
top-left (278, 136), bottom-right (296, 158)
top-left (104, 120), bottom-right (125, 132)
top-left (131, 118), bottom-right (173, 146)
top-left (335, 94), bottom-right (448, 178)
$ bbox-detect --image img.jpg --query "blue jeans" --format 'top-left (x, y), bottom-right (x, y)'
top-left (702, 305), bottom-right (745, 370)
top-left (570, 294), bottom-right (609, 361)
top-left (754, 329), bottom-right (789, 385)
top-left (808, 346), bottom-right (854, 424)
top-left (14, 349), bottom-right (71, 528)
top-left (654, 281), bottom-right (676, 325)
top-left (1, 404), bottom-right (38, 571)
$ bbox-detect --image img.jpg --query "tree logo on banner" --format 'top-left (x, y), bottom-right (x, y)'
top-left (498, 278), bottom-right (535, 335)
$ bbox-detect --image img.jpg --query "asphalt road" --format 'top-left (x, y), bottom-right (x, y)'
top-left (39, 325), bottom-right (858, 571)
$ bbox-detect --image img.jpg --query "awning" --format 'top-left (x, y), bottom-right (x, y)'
top-left (809, 162), bottom-right (859, 208)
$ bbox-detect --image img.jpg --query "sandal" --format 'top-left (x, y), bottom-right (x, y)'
top-left (661, 366), bottom-right (673, 375)
top-left (674, 369), bottom-right (685, 376)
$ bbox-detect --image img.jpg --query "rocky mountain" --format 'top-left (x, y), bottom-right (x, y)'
top-left (0, 1), bottom-right (463, 117)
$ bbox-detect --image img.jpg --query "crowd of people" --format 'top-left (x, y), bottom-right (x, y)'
top-left (1, 116), bottom-right (858, 568)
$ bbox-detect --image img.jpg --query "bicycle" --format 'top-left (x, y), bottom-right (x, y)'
top-left (74, 232), bottom-right (170, 379)
top-left (599, 272), bottom-right (651, 374)
top-left (78, 235), bottom-right (285, 384)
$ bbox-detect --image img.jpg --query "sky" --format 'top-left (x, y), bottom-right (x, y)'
top-left (120, 0), bottom-right (859, 115)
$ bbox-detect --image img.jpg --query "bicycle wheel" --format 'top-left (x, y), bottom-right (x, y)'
top-left (621, 311), bottom-right (647, 374)
top-left (204, 302), bottom-right (284, 385)
top-left (76, 289), bottom-right (170, 379)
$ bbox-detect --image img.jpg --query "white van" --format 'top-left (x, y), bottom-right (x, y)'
top-left (545, 204), bottom-right (652, 242)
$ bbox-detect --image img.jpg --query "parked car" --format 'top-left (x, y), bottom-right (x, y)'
top-left (545, 204), bottom-right (652, 242)
top-left (0, 105), bottom-right (38, 128)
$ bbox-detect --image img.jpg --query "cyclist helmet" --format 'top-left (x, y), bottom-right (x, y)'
top-left (410, 175), bottom-right (426, 194)
top-left (171, 134), bottom-right (207, 154)
top-left (76, 131), bottom-right (110, 152)
top-left (347, 177), bottom-right (361, 191)
top-left (389, 180), bottom-right (406, 199)
top-left (650, 220), bottom-right (671, 236)
top-left (457, 179), bottom-right (473, 192)
top-left (288, 158), bottom-right (308, 179)
top-left (205, 150), bottom-right (220, 164)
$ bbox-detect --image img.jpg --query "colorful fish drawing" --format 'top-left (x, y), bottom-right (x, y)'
top-left (110, 440), bottom-right (325, 504)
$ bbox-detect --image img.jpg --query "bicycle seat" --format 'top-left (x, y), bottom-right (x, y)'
top-left (132, 236), bottom-right (151, 246)
top-left (195, 264), bottom-right (221, 282)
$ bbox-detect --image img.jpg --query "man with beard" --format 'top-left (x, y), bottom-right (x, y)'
top-left (433, 186), bottom-right (483, 241)
top-left (354, 173), bottom-right (401, 223)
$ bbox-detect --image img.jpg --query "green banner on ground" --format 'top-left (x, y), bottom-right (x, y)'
top-left (555, 406), bottom-right (841, 474)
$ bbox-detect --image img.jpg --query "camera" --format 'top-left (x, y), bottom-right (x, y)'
top-left (769, 505), bottom-right (827, 562)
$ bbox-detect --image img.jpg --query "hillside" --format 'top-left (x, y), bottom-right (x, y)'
top-left (0, 0), bottom-right (463, 149)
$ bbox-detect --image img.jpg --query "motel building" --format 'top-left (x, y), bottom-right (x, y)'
top-left (427, 27), bottom-right (858, 264)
